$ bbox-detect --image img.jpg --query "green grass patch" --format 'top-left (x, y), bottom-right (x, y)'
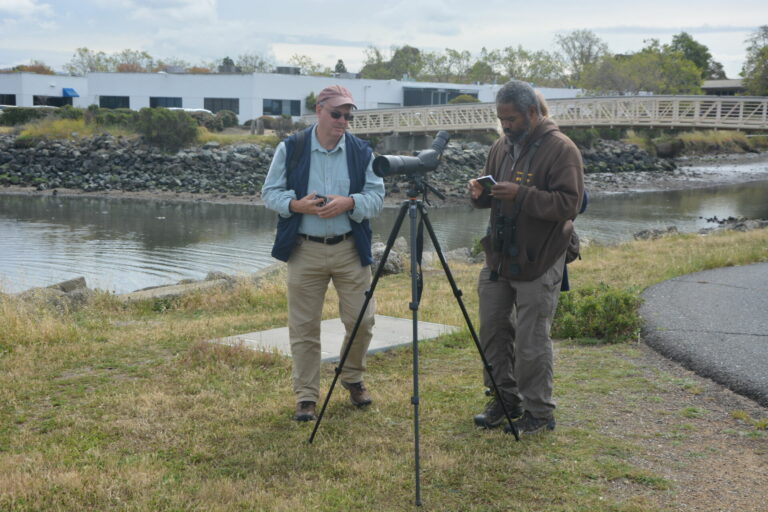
top-left (197, 127), bottom-right (280, 147)
top-left (676, 129), bottom-right (752, 153)
top-left (17, 117), bottom-right (136, 141)
top-left (623, 128), bottom-right (761, 155)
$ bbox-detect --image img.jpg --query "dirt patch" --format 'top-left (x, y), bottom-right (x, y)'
top-left (597, 342), bottom-right (768, 511)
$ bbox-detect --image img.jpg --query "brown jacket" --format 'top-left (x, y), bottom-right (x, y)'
top-left (473, 117), bottom-right (584, 281)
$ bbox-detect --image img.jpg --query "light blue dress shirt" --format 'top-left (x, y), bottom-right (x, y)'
top-left (261, 125), bottom-right (385, 237)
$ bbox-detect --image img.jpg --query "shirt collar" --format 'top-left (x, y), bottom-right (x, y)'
top-left (311, 124), bottom-right (346, 154)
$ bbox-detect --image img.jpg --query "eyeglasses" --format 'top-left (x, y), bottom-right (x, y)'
top-left (328, 110), bottom-right (353, 121)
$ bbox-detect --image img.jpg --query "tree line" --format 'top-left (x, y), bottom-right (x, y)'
top-left (3, 27), bottom-right (767, 96)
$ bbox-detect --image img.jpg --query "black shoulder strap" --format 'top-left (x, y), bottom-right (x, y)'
top-left (287, 128), bottom-right (307, 178)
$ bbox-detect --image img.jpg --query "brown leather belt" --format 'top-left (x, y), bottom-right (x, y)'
top-left (300, 232), bottom-right (353, 245)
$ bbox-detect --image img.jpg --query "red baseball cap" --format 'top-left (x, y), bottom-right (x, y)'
top-left (317, 85), bottom-right (357, 109)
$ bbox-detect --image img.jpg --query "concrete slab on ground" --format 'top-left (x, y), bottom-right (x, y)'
top-left (213, 315), bottom-right (459, 361)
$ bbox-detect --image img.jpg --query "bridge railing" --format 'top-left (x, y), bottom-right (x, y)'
top-left (548, 96), bottom-right (768, 130)
top-left (301, 96), bottom-right (768, 135)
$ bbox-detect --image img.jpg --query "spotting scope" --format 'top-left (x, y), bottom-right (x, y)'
top-left (373, 131), bottom-right (451, 178)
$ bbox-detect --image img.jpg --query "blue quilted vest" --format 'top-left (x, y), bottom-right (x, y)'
top-left (270, 126), bottom-right (374, 266)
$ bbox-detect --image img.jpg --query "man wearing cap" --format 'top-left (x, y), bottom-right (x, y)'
top-left (261, 85), bottom-right (385, 422)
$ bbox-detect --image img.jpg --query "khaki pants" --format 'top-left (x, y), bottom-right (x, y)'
top-left (287, 237), bottom-right (375, 403)
top-left (477, 252), bottom-right (565, 419)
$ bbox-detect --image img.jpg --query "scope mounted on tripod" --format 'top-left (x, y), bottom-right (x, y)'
top-left (372, 131), bottom-right (451, 178)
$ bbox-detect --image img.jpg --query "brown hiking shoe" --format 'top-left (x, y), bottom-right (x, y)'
top-left (294, 401), bottom-right (317, 422)
top-left (341, 381), bottom-right (372, 407)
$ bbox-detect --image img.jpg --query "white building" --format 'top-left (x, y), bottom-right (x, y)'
top-left (1, 71), bottom-right (581, 124)
top-left (0, 72), bottom-right (87, 108)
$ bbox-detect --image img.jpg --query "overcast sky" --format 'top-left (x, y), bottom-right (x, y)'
top-left (0, 0), bottom-right (763, 79)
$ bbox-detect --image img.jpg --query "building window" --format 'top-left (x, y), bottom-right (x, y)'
top-left (0, 94), bottom-right (16, 105)
top-left (263, 99), bottom-right (300, 116)
top-left (99, 96), bottom-right (130, 109)
top-left (33, 96), bottom-right (73, 107)
top-left (204, 97), bottom-right (239, 114)
top-left (150, 97), bottom-right (182, 108)
top-left (403, 87), bottom-right (478, 107)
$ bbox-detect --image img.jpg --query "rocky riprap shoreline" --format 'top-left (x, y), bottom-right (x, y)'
top-left (0, 134), bottom-right (676, 199)
top-left (581, 139), bottom-right (676, 174)
top-left (0, 134), bottom-right (275, 195)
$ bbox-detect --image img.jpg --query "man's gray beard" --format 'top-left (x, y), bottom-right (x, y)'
top-left (504, 126), bottom-right (531, 146)
top-left (504, 116), bottom-right (531, 145)
top-left (505, 128), bottom-right (529, 145)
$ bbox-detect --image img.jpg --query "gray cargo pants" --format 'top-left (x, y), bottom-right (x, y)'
top-left (477, 252), bottom-right (566, 419)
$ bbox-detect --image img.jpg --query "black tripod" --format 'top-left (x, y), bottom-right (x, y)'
top-left (308, 175), bottom-right (520, 506)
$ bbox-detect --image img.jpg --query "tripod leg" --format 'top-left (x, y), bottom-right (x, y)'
top-left (417, 203), bottom-right (520, 441)
top-left (408, 200), bottom-right (423, 506)
top-left (309, 200), bottom-right (410, 444)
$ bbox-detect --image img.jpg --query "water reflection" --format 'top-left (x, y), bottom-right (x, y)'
top-left (577, 182), bottom-right (768, 244)
top-left (1, 179), bottom-right (767, 294)
top-left (1, 196), bottom-right (279, 248)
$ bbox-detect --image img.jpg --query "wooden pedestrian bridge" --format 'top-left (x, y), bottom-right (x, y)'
top-left (303, 96), bottom-right (768, 136)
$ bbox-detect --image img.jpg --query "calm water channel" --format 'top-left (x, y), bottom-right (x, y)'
top-left (2, 179), bottom-right (768, 294)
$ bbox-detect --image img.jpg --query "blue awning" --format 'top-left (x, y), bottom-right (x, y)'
top-left (62, 88), bottom-right (79, 98)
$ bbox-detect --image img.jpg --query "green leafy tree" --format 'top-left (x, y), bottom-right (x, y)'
top-left (500, 45), bottom-right (532, 81)
top-left (236, 53), bottom-right (272, 73)
top-left (466, 47), bottom-right (504, 83)
top-left (64, 47), bottom-right (110, 75)
top-left (668, 32), bottom-right (726, 79)
top-left (556, 29), bottom-right (610, 85)
top-left (334, 59), bottom-right (347, 74)
top-left (741, 25), bottom-right (768, 95)
top-left (582, 40), bottom-right (702, 94)
top-left (420, 51), bottom-right (451, 82)
top-left (445, 48), bottom-right (472, 82)
top-left (390, 45), bottom-right (423, 80)
top-left (741, 46), bottom-right (768, 95)
top-left (111, 49), bottom-right (155, 72)
top-left (154, 57), bottom-right (191, 72)
top-left (497, 46), bottom-right (566, 86)
top-left (359, 46), bottom-right (391, 79)
top-left (10, 60), bottom-right (54, 74)
top-left (288, 54), bottom-right (330, 76)
top-left (580, 56), bottom-right (635, 94)
top-left (466, 60), bottom-right (496, 84)
top-left (359, 45), bottom-right (423, 80)
top-left (305, 92), bottom-right (317, 111)
top-left (524, 50), bottom-right (567, 87)
top-left (218, 56), bottom-right (240, 73)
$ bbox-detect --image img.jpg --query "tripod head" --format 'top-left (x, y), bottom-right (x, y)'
top-left (373, 131), bottom-right (451, 203)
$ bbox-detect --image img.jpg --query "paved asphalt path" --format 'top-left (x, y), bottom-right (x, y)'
top-left (640, 262), bottom-right (768, 407)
